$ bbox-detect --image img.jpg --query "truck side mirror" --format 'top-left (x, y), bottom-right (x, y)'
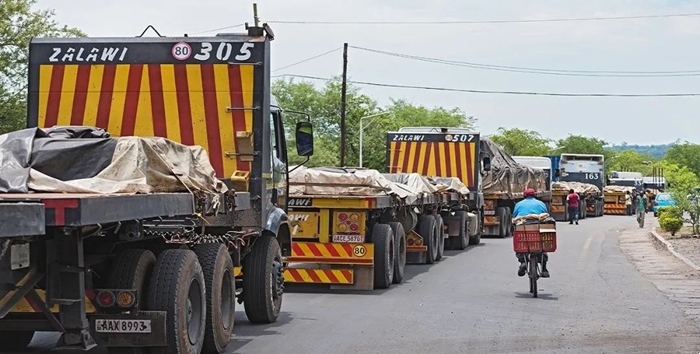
top-left (295, 121), bottom-right (314, 157)
top-left (483, 156), bottom-right (492, 171)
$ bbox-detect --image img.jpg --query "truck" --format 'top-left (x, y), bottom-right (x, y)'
top-left (385, 127), bottom-right (548, 239)
top-left (0, 25), bottom-right (313, 353)
top-left (513, 156), bottom-right (552, 191)
top-left (549, 181), bottom-right (603, 221)
top-left (608, 171), bottom-right (644, 191)
top-left (283, 168), bottom-right (478, 290)
top-left (549, 153), bottom-right (606, 218)
top-left (603, 185), bottom-right (636, 215)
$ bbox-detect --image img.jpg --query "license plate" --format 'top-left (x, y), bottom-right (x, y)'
top-left (95, 319), bottom-right (151, 333)
top-left (332, 235), bottom-right (365, 243)
top-left (484, 210), bottom-right (495, 215)
top-left (10, 243), bottom-right (30, 270)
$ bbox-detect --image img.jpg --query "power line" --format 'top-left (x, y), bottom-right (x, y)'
top-left (190, 23), bottom-right (246, 35)
top-left (350, 46), bottom-right (700, 77)
top-left (274, 74), bottom-right (700, 97)
top-left (273, 47), bottom-right (342, 72)
top-left (268, 12), bottom-right (700, 25)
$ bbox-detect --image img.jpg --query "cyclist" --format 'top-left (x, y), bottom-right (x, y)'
top-left (513, 188), bottom-right (550, 278)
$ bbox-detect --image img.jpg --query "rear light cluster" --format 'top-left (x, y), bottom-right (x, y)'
top-left (407, 237), bottom-right (423, 246)
top-left (337, 212), bottom-right (361, 233)
top-left (96, 290), bottom-right (137, 309)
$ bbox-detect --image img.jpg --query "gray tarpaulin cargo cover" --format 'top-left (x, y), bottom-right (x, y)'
top-left (480, 138), bottom-right (547, 197)
top-left (0, 127), bottom-right (226, 199)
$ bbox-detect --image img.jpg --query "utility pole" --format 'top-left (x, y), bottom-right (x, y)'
top-left (339, 43), bottom-right (348, 167)
top-left (253, 3), bottom-right (260, 27)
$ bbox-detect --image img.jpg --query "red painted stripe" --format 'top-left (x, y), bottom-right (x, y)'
top-left (444, 141), bottom-right (453, 177)
top-left (200, 64), bottom-right (224, 177)
top-left (292, 243), bottom-right (304, 257)
top-left (325, 270), bottom-right (340, 283)
top-left (148, 65), bottom-right (167, 137)
top-left (341, 244), bottom-right (353, 257)
top-left (401, 142), bottom-right (413, 174)
top-left (120, 64), bottom-right (143, 136)
top-left (454, 141), bottom-right (463, 182)
top-left (326, 244), bottom-right (341, 258)
top-left (434, 143), bottom-right (443, 176)
top-left (287, 269), bottom-right (304, 282)
top-left (95, 65), bottom-right (117, 130)
top-left (391, 142), bottom-right (402, 173)
top-left (411, 142), bottom-right (424, 174)
top-left (465, 142), bottom-right (474, 186)
top-left (306, 243), bottom-right (324, 257)
top-left (70, 65), bottom-right (92, 125)
top-left (228, 65), bottom-right (249, 171)
top-left (422, 142), bottom-right (433, 176)
top-left (173, 65), bottom-right (195, 145)
top-left (43, 199), bottom-right (79, 225)
top-left (341, 270), bottom-right (353, 281)
top-left (24, 294), bottom-right (44, 313)
top-left (307, 270), bottom-right (323, 283)
top-left (44, 65), bottom-right (65, 127)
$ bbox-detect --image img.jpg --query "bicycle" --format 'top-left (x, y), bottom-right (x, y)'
top-left (525, 252), bottom-right (543, 298)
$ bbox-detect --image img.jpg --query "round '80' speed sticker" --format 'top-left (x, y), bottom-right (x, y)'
top-left (172, 42), bottom-right (192, 61)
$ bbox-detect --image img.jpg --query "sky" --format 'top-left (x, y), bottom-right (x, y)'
top-left (36, 0), bottom-right (700, 145)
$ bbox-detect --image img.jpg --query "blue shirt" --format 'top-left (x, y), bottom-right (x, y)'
top-left (512, 197), bottom-right (548, 218)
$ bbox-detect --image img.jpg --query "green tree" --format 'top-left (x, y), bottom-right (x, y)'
top-left (553, 135), bottom-right (608, 155)
top-left (0, 0), bottom-right (84, 134)
top-left (272, 78), bottom-right (476, 171)
top-left (665, 142), bottom-right (700, 178)
top-left (489, 127), bottom-right (551, 156)
top-left (606, 150), bottom-right (656, 175)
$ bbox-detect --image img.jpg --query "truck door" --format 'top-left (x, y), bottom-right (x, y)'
top-left (270, 110), bottom-right (288, 209)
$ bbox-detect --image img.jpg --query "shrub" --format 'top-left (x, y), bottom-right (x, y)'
top-left (659, 214), bottom-right (683, 236)
top-left (658, 206), bottom-right (682, 219)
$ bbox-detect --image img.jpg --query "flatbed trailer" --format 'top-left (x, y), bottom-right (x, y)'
top-left (482, 190), bottom-right (552, 237)
top-left (284, 188), bottom-right (477, 290)
top-left (549, 190), bottom-right (603, 221)
top-left (0, 23), bottom-right (316, 353)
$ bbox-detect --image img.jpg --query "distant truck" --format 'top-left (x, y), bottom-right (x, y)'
top-left (513, 156), bottom-right (553, 191)
top-left (608, 171), bottom-right (644, 191)
top-left (386, 128), bottom-right (549, 239)
top-left (547, 154), bottom-right (605, 217)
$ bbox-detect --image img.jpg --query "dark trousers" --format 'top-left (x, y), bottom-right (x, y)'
top-left (568, 206), bottom-right (579, 223)
top-left (516, 252), bottom-right (548, 268)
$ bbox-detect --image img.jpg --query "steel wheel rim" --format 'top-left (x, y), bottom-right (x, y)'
top-left (187, 278), bottom-right (203, 345)
top-left (221, 269), bottom-right (233, 330)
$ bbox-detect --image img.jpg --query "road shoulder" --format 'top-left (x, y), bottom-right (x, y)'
top-left (619, 224), bottom-right (700, 330)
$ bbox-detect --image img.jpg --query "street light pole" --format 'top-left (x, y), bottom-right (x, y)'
top-left (359, 111), bottom-right (391, 168)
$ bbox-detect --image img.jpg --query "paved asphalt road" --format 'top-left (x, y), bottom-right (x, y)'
top-left (24, 215), bottom-right (700, 353)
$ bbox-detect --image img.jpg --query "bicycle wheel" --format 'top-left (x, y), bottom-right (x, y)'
top-left (529, 255), bottom-right (539, 298)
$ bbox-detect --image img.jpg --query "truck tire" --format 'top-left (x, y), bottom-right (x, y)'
top-left (419, 215), bottom-right (438, 264)
top-left (148, 250), bottom-right (206, 354)
top-left (108, 249), bottom-right (156, 354)
top-left (388, 222), bottom-right (406, 284)
top-left (496, 207), bottom-right (508, 238)
top-left (194, 244), bottom-right (235, 353)
top-left (504, 207), bottom-right (513, 237)
top-left (434, 214), bottom-right (445, 261)
top-left (372, 224), bottom-right (395, 289)
top-left (580, 200), bottom-right (587, 220)
top-left (242, 235), bottom-right (283, 324)
top-left (453, 211), bottom-right (469, 249)
top-left (0, 331), bottom-right (34, 351)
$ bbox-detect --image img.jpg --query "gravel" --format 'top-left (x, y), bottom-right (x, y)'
top-left (667, 237), bottom-right (700, 268)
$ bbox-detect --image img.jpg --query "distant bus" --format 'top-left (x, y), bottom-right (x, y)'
top-left (559, 154), bottom-right (605, 190)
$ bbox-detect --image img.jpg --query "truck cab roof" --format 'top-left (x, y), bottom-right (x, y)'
top-left (394, 127), bottom-right (479, 134)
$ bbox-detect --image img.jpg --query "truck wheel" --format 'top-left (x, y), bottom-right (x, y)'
top-left (452, 211), bottom-right (469, 249)
top-left (388, 222), bottom-right (406, 284)
top-left (372, 224), bottom-right (395, 289)
top-left (0, 331), bottom-right (34, 351)
top-left (496, 207), bottom-right (508, 238)
top-left (434, 214), bottom-right (445, 261)
top-left (504, 207), bottom-right (513, 237)
top-left (419, 215), bottom-right (438, 264)
top-left (148, 250), bottom-right (206, 354)
top-left (194, 244), bottom-right (235, 353)
top-left (108, 249), bottom-right (156, 354)
top-left (242, 235), bottom-right (283, 323)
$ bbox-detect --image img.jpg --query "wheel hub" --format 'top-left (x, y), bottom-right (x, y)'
top-left (186, 298), bottom-right (193, 324)
top-left (272, 260), bottom-right (284, 299)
